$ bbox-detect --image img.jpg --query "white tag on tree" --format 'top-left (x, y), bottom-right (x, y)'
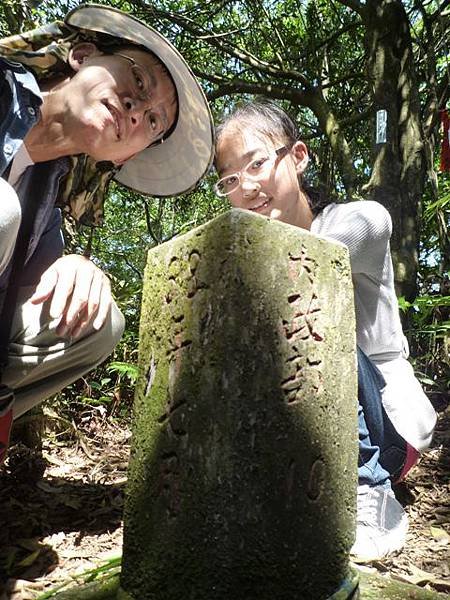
top-left (376, 109), bottom-right (387, 144)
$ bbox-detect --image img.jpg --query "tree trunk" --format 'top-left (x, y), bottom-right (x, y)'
top-left (309, 89), bottom-right (358, 198)
top-left (363, 0), bottom-right (425, 300)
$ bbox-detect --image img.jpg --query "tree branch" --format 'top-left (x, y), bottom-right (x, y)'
top-left (204, 79), bottom-right (315, 107)
top-left (336, 0), bottom-right (366, 17)
top-left (142, 199), bottom-right (161, 245)
top-left (133, 0), bottom-right (313, 89)
top-left (116, 255), bottom-right (143, 280)
top-left (340, 104), bottom-right (374, 127)
top-left (321, 70), bottom-right (365, 91)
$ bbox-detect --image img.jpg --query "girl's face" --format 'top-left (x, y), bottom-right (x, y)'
top-left (215, 126), bottom-right (313, 230)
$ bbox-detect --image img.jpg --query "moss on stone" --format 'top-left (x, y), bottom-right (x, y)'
top-left (121, 209), bottom-right (359, 599)
top-left (46, 568), bottom-right (450, 599)
top-left (358, 571), bottom-right (450, 600)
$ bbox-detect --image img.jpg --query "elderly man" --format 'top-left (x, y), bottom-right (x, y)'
top-left (0, 4), bottom-right (214, 463)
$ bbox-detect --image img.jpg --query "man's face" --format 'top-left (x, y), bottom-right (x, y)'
top-left (63, 45), bottom-right (178, 163)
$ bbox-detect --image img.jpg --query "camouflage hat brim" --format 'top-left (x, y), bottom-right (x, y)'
top-left (65, 4), bottom-right (214, 197)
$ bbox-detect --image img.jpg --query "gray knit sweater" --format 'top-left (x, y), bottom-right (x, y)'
top-left (311, 200), bottom-right (436, 451)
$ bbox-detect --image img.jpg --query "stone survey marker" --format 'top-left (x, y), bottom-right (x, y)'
top-left (120, 209), bottom-right (358, 600)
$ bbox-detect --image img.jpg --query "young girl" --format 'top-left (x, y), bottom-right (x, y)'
top-left (214, 101), bottom-right (437, 561)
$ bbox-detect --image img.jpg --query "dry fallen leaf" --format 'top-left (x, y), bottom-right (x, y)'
top-left (430, 526), bottom-right (450, 544)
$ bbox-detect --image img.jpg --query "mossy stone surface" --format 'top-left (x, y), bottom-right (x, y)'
top-left (121, 209), bottom-right (359, 600)
top-left (358, 571), bottom-right (450, 600)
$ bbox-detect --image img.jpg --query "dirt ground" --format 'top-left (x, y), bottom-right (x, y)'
top-left (0, 402), bottom-right (449, 600)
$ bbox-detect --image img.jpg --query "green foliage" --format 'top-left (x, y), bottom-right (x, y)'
top-left (107, 361), bottom-right (139, 385)
top-left (3, 0), bottom-right (449, 413)
top-left (58, 176), bottom-right (227, 416)
top-left (399, 295), bottom-right (450, 336)
top-left (410, 166), bottom-right (450, 400)
top-left (35, 556), bottom-right (121, 599)
top-left (399, 292), bottom-right (450, 396)
top-left (81, 0), bottom-right (449, 410)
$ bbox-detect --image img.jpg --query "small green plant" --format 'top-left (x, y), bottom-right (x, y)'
top-left (107, 361), bottom-right (139, 386)
top-left (35, 556), bottom-right (121, 599)
top-left (398, 293), bottom-right (450, 403)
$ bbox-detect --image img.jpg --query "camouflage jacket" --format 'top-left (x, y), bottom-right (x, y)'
top-left (0, 57), bottom-right (65, 295)
top-left (0, 19), bottom-right (126, 227)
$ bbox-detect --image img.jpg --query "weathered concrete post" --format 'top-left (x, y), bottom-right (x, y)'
top-left (119, 208), bottom-right (358, 600)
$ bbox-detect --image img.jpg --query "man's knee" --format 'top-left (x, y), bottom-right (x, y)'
top-left (7, 301), bottom-right (126, 420)
top-left (89, 301), bottom-right (126, 365)
top-left (0, 178), bottom-right (21, 274)
top-left (109, 301), bottom-right (126, 348)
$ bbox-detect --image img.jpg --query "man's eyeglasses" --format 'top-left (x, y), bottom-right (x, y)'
top-left (114, 52), bottom-right (153, 104)
top-left (214, 145), bottom-right (291, 197)
top-left (113, 52), bottom-right (168, 142)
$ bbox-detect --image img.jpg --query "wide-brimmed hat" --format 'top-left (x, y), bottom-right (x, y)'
top-left (65, 4), bottom-right (214, 197)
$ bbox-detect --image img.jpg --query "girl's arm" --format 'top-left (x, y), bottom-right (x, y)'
top-left (313, 200), bottom-right (392, 275)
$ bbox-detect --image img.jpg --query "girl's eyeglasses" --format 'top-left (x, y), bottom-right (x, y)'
top-left (214, 145), bottom-right (291, 197)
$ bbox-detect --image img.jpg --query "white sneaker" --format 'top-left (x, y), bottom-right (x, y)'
top-left (350, 484), bottom-right (408, 561)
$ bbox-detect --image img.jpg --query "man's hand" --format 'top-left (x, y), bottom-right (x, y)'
top-left (30, 254), bottom-right (112, 338)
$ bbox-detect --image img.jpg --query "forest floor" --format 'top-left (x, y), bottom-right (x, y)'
top-left (0, 400), bottom-right (449, 600)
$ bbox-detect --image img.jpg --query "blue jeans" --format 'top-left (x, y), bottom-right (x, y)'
top-left (357, 348), bottom-right (407, 487)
